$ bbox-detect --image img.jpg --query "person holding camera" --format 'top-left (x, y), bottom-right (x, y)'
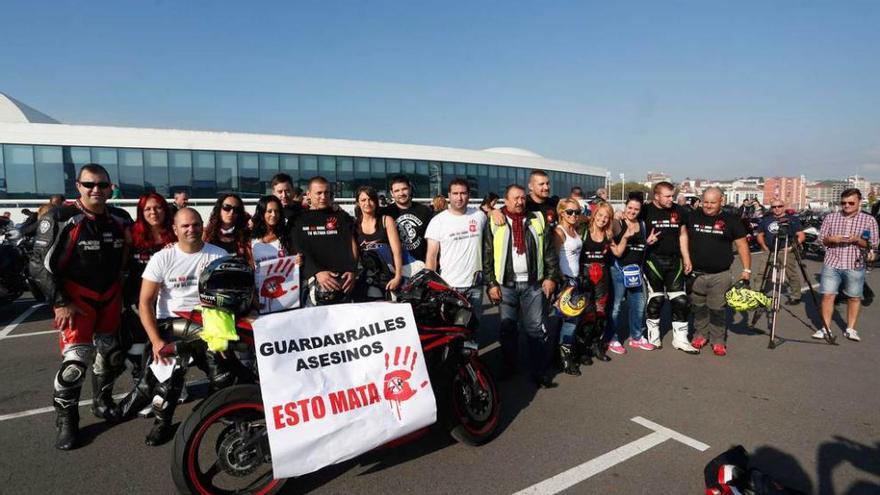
top-left (756, 198), bottom-right (806, 305)
top-left (816, 189), bottom-right (879, 342)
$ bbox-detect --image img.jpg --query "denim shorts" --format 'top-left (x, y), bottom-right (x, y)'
top-left (819, 265), bottom-right (866, 298)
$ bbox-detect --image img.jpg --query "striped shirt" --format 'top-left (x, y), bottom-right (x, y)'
top-left (819, 211), bottom-right (879, 269)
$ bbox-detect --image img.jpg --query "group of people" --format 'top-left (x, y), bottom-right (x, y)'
top-left (29, 162), bottom-right (878, 452)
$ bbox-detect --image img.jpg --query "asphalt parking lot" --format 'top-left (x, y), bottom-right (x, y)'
top-left (1, 254), bottom-right (878, 494)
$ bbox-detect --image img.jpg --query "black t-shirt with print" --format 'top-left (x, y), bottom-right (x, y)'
top-left (640, 203), bottom-right (689, 257)
top-left (526, 195), bottom-right (559, 229)
top-left (290, 208), bottom-right (357, 280)
top-left (381, 202), bottom-right (432, 261)
top-left (613, 219), bottom-right (647, 266)
top-left (580, 231), bottom-right (610, 265)
top-left (687, 209), bottom-right (747, 273)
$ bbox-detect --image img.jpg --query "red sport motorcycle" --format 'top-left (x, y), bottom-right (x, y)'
top-left (169, 269), bottom-right (500, 494)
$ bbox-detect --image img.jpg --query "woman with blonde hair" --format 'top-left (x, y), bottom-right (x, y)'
top-left (552, 197), bottom-right (585, 375)
top-left (577, 201), bottom-right (614, 364)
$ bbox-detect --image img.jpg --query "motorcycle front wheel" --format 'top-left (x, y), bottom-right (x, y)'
top-left (443, 357), bottom-right (500, 446)
top-left (171, 384), bottom-right (285, 495)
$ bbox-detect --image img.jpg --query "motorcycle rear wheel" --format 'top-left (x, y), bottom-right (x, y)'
top-left (171, 384), bottom-right (285, 495)
top-left (443, 358), bottom-right (500, 446)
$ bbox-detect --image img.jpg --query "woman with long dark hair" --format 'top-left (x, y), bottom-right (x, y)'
top-left (354, 185), bottom-right (403, 300)
top-left (123, 192), bottom-right (175, 379)
top-left (204, 193), bottom-right (251, 262)
top-left (248, 195), bottom-right (301, 313)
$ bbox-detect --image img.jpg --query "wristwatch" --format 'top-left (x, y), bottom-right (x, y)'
top-left (742, 269), bottom-right (752, 274)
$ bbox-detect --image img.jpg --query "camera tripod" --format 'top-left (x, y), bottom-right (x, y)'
top-left (750, 229), bottom-right (834, 348)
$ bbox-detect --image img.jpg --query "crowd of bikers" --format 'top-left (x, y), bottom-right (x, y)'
top-left (26, 163), bottom-right (879, 450)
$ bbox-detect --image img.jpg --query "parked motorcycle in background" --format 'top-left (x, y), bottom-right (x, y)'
top-left (0, 212), bottom-right (43, 304)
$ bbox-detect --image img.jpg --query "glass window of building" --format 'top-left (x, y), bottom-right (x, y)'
top-left (280, 154), bottom-right (299, 180)
top-left (144, 149), bottom-right (169, 195)
top-left (216, 152), bottom-right (238, 192)
top-left (354, 158), bottom-right (370, 181)
top-left (64, 147), bottom-right (90, 197)
top-left (318, 155), bottom-right (336, 183)
top-left (34, 146), bottom-right (64, 195)
top-left (259, 154), bottom-right (280, 194)
top-left (370, 159), bottom-right (386, 192)
top-left (0, 144), bottom-right (5, 194)
top-left (169, 150), bottom-right (192, 192)
top-left (336, 157), bottom-right (354, 198)
top-left (90, 147), bottom-right (120, 186)
top-left (387, 159), bottom-right (401, 174)
top-left (402, 160), bottom-right (416, 174)
top-left (300, 155), bottom-right (318, 188)
top-left (418, 161), bottom-right (433, 198)
top-left (238, 153), bottom-right (260, 196)
top-left (193, 151), bottom-right (216, 197)
top-left (4, 144), bottom-right (38, 197)
top-left (118, 148), bottom-right (145, 197)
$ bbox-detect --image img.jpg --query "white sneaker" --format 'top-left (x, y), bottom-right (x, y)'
top-left (672, 339), bottom-right (699, 354)
top-left (845, 328), bottom-right (861, 342)
top-left (811, 329), bottom-right (828, 340)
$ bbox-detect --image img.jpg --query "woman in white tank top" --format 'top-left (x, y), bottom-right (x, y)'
top-left (552, 198), bottom-right (585, 376)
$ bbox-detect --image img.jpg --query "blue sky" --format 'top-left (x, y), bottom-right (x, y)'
top-left (3, 0), bottom-right (880, 181)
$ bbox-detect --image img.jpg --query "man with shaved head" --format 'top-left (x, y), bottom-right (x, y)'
top-left (115, 207), bottom-right (229, 446)
top-left (686, 187), bottom-right (751, 356)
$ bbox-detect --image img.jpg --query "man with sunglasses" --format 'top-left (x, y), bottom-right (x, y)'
top-left (756, 198), bottom-right (806, 305)
top-left (816, 189), bottom-right (879, 342)
top-left (30, 164), bottom-right (133, 450)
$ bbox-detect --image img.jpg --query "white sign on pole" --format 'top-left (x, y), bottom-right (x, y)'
top-left (254, 256), bottom-right (301, 314)
top-left (252, 302), bottom-right (437, 479)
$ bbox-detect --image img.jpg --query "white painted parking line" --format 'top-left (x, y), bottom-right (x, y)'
top-left (512, 416), bottom-right (708, 495)
top-left (0, 303), bottom-right (48, 338)
top-left (0, 329), bottom-right (59, 340)
top-left (0, 378), bottom-right (209, 423)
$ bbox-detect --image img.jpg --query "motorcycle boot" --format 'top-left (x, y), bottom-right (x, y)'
top-left (91, 334), bottom-right (125, 422)
top-left (146, 371), bottom-right (184, 446)
top-left (671, 322), bottom-right (699, 354)
top-left (559, 344), bottom-right (581, 376)
top-left (53, 388), bottom-right (80, 450)
top-left (115, 367), bottom-right (157, 421)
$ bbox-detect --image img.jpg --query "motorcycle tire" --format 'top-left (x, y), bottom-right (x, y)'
top-left (441, 357), bottom-right (500, 446)
top-left (171, 384), bottom-right (286, 495)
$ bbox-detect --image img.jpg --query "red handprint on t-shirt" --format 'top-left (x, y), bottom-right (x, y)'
top-left (383, 345), bottom-right (428, 419)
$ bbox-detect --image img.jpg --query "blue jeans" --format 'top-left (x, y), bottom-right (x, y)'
top-left (606, 264), bottom-right (647, 342)
top-left (499, 282), bottom-right (548, 376)
top-left (819, 265), bottom-right (866, 298)
top-left (453, 285), bottom-right (483, 317)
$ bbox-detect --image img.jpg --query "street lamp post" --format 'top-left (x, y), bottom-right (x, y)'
top-left (619, 173), bottom-right (625, 202)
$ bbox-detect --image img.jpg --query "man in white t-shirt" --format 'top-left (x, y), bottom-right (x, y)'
top-left (425, 178), bottom-right (487, 312)
top-left (117, 208), bottom-right (227, 446)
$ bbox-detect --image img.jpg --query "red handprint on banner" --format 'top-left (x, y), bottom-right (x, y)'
top-left (383, 345), bottom-right (428, 419)
top-left (260, 275), bottom-right (288, 299)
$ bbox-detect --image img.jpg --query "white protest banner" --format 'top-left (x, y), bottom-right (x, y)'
top-left (252, 302), bottom-right (436, 479)
top-left (255, 256), bottom-right (300, 314)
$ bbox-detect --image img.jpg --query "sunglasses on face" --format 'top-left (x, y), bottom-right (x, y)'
top-left (771, 205), bottom-right (785, 209)
top-left (840, 201), bottom-right (857, 206)
top-left (221, 204), bottom-right (242, 212)
top-left (78, 181), bottom-right (111, 190)
top-left (563, 209), bottom-right (579, 216)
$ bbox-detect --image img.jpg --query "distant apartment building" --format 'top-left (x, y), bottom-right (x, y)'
top-left (806, 180), bottom-right (847, 207)
top-left (646, 171), bottom-right (671, 184)
top-left (763, 175), bottom-right (806, 209)
top-left (847, 175), bottom-right (871, 194)
top-left (701, 177), bottom-right (764, 205)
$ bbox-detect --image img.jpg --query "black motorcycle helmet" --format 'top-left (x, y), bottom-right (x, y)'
top-left (198, 256), bottom-right (254, 316)
top-left (308, 273), bottom-right (351, 306)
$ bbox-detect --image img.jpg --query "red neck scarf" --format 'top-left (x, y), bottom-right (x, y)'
top-left (503, 207), bottom-right (527, 254)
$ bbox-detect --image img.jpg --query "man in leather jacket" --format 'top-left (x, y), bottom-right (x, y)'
top-left (30, 165), bottom-right (131, 450)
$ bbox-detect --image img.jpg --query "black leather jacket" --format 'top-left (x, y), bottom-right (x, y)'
top-left (30, 200), bottom-right (131, 306)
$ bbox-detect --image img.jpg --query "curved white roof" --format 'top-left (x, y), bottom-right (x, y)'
top-left (0, 93), bottom-right (604, 177)
top-left (482, 147), bottom-right (544, 158)
top-left (0, 93), bottom-right (60, 124)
